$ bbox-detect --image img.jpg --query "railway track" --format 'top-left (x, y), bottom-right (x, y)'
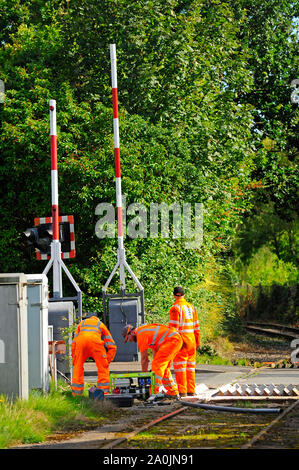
top-left (245, 321), bottom-right (299, 340)
top-left (99, 397), bottom-right (298, 450)
top-left (13, 363), bottom-right (299, 452)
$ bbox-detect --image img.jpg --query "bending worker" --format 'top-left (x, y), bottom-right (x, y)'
top-left (122, 323), bottom-right (183, 398)
top-left (71, 313), bottom-right (117, 397)
top-left (169, 287), bottom-right (200, 397)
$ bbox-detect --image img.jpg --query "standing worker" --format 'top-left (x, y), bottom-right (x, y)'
top-left (169, 287), bottom-right (200, 397)
top-left (71, 313), bottom-right (117, 397)
top-left (122, 323), bottom-right (183, 399)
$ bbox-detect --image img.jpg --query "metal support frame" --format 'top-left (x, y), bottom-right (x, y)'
top-left (43, 100), bottom-right (82, 319)
top-left (102, 45), bottom-right (145, 323)
top-left (102, 248), bottom-right (145, 324)
top-left (43, 244), bottom-right (82, 318)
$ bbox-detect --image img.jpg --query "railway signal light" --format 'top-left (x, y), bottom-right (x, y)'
top-left (22, 215), bottom-right (75, 259)
top-left (22, 225), bottom-right (52, 254)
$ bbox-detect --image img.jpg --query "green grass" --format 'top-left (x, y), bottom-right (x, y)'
top-left (0, 380), bottom-right (113, 448)
top-left (197, 353), bottom-right (234, 366)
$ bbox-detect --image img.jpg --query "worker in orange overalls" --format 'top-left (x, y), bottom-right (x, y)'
top-left (71, 313), bottom-right (117, 397)
top-left (122, 323), bottom-right (183, 398)
top-left (169, 287), bottom-right (200, 397)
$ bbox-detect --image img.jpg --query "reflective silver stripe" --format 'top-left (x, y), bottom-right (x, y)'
top-left (155, 374), bottom-right (163, 381)
top-left (81, 327), bottom-right (100, 332)
top-left (97, 382), bottom-right (110, 387)
top-left (72, 390), bottom-right (84, 395)
top-left (169, 320), bottom-right (179, 325)
top-left (187, 361), bottom-right (196, 365)
top-left (173, 368), bottom-right (186, 373)
top-left (180, 328), bottom-right (194, 333)
top-left (152, 325), bottom-right (161, 345)
top-left (157, 329), bottom-right (168, 345)
top-left (72, 383), bottom-right (84, 388)
top-left (105, 341), bottom-right (116, 346)
top-left (162, 378), bottom-right (175, 384)
top-left (136, 327), bottom-right (156, 335)
top-left (97, 320), bottom-right (103, 333)
top-left (167, 331), bottom-right (178, 338)
top-left (173, 361), bottom-right (186, 366)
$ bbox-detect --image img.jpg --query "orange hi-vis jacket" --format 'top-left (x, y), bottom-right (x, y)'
top-left (71, 316), bottom-right (117, 397)
top-left (136, 323), bottom-right (180, 352)
top-left (169, 297), bottom-right (200, 349)
top-left (136, 323), bottom-right (183, 396)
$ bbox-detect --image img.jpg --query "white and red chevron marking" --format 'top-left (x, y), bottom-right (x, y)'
top-left (34, 215), bottom-right (75, 260)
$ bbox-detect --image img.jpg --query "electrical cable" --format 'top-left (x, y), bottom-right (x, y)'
top-left (181, 400), bottom-right (281, 414)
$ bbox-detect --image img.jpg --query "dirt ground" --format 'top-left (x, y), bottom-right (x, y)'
top-left (227, 332), bottom-right (292, 364)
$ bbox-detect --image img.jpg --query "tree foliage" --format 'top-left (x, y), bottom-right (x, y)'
top-left (0, 0), bottom-right (297, 335)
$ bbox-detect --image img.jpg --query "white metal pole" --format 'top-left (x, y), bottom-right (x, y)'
top-left (110, 44), bottom-right (126, 291)
top-left (49, 99), bottom-right (62, 297)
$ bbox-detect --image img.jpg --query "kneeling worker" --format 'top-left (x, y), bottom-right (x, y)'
top-left (122, 323), bottom-right (183, 398)
top-left (71, 313), bottom-right (117, 397)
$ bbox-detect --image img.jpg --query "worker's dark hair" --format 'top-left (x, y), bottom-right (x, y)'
top-left (173, 286), bottom-right (185, 296)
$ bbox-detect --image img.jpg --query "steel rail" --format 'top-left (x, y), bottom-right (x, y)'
top-left (101, 405), bottom-right (186, 449)
top-left (246, 321), bottom-right (299, 335)
top-left (100, 398), bottom-right (295, 450)
top-left (245, 323), bottom-right (299, 340)
top-left (241, 399), bottom-right (299, 449)
top-left (101, 365), bottom-right (291, 449)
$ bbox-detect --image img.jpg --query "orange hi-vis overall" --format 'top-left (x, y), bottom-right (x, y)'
top-left (169, 298), bottom-right (200, 395)
top-left (71, 316), bottom-right (117, 397)
top-left (136, 323), bottom-right (183, 396)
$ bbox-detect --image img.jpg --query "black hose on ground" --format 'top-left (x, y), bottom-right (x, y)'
top-left (181, 400), bottom-right (281, 414)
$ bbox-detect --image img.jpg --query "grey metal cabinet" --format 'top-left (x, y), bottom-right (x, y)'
top-left (0, 274), bottom-right (29, 399)
top-left (26, 274), bottom-right (49, 393)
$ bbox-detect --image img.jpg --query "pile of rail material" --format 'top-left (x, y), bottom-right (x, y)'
top-left (214, 383), bottom-right (299, 398)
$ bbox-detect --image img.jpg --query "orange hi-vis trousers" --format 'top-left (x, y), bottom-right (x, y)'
top-left (71, 317), bottom-right (116, 397)
top-left (173, 339), bottom-right (197, 395)
top-left (152, 335), bottom-right (182, 395)
top-left (136, 324), bottom-right (183, 396)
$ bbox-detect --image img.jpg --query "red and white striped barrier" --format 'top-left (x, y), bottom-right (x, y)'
top-left (102, 45), bottom-right (144, 316)
top-left (110, 44), bottom-right (124, 250)
top-left (49, 100), bottom-right (59, 242)
top-left (40, 99), bottom-right (82, 316)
